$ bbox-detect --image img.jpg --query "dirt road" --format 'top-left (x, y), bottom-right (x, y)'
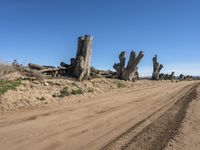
top-left (0, 81), bottom-right (199, 150)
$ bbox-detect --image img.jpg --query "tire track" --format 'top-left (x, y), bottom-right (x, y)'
top-left (102, 83), bottom-right (199, 150)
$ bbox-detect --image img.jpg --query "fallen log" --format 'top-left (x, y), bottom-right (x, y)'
top-left (28, 63), bottom-right (44, 70)
top-left (28, 63), bottom-right (56, 70)
top-left (38, 67), bottom-right (68, 77)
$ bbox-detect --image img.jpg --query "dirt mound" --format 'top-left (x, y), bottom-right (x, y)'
top-left (0, 78), bottom-right (136, 112)
top-left (0, 71), bottom-right (24, 80)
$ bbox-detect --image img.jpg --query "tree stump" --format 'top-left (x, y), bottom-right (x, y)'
top-left (178, 74), bottom-right (185, 80)
top-left (152, 55), bottom-right (163, 80)
top-left (71, 35), bottom-right (93, 81)
top-left (169, 72), bottom-right (175, 80)
top-left (113, 51), bottom-right (144, 81)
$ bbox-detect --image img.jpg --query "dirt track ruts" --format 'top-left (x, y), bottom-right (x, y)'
top-left (102, 83), bottom-right (199, 150)
top-left (0, 81), bottom-right (199, 150)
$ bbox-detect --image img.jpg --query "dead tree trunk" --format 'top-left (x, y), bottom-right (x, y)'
top-left (169, 72), bottom-right (175, 80)
top-left (71, 35), bottom-right (93, 81)
top-left (113, 51), bottom-right (144, 81)
top-left (151, 55), bottom-right (163, 80)
top-left (178, 74), bottom-right (185, 80)
top-left (113, 51), bottom-right (126, 79)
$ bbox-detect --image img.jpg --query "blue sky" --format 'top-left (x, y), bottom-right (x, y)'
top-left (0, 0), bottom-right (200, 76)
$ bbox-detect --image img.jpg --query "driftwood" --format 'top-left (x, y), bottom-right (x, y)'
top-left (113, 51), bottom-right (144, 81)
top-left (152, 55), bottom-right (163, 80)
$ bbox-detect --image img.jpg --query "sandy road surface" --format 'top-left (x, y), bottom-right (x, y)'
top-left (166, 84), bottom-right (200, 150)
top-left (0, 81), bottom-right (199, 150)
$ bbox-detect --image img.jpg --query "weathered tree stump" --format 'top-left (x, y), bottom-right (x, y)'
top-left (178, 74), bottom-right (185, 80)
top-left (169, 72), bottom-right (175, 80)
top-left (151, 55), bottom-right (163, 80)
top-left (70, 35), bottom-right (93, 81)
top-left (159, 73), bottom-right (165, 80)
top-left (113, 51), bottom-right (144, 81)
top-left (159, 72), bottom-right (175, 80)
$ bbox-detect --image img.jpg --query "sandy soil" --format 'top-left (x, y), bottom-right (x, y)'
top-left (166, 85), bottom-right (200, 150)
top-left (0, 80), bottom-right (199, 150)
top-left (0, 78), bottom-right (136, 112)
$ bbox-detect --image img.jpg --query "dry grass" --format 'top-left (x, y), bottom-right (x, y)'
top-left (0, 61), bottom-right (43, 80)
top-left (0, 62), bottom-right (16, 79)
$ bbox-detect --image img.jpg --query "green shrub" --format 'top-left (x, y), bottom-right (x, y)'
top-left (59, 87), bottom-right (70, 98)
top-left (117, 82), bottom-right (126, 88)
top-left (0, 80), bottom-right (22, 95)
top-left (71, 88), bottom-right (84, 95)
top-left (87, 87), bottom-right (94, 93)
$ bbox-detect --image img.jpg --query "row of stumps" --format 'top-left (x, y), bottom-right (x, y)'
top-left (64, 34), bottom-right (176, 81)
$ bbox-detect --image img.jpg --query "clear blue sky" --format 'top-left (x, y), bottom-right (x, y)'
top-left (0, 0), bottom-right (200, 76)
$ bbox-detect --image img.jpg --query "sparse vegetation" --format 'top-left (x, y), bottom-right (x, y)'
top-left (0, 62), bottom-right (16, 79)
top-left (59, 87), bottom-right (70, 98)
top-left (111, 79), bottom-right (127, 88)
top-left (117, 82), bottom-right (126, 88)
top-left (71, 82), bottom-right (79, 87)
top-left (0, 80), bottom-right (22, 95)
top-left (87, 87), bottom-right (94, 93)
top-left (71, 88), bottom-right (84, 95)
top-left (55, 85), bottom-right (89, 98)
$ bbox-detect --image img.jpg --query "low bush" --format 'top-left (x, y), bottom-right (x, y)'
top-left (0, 80), bottom-right (22, 95)
top-left (87, 87), bottom-right (94, 93)
top-left (117, 82), bottom-right (126, 88)
top-left (59, 87), bottom-right (70, 98)
top-left (71, 88), bottom-right (84, 95)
